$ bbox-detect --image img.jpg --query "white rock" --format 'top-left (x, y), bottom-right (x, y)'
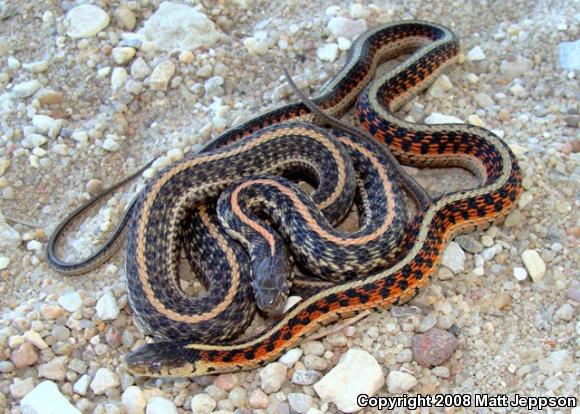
top-left (114, 5), bottom-right (137, 30)
top-left (558, 40), bottom-right (580, 71)
top-left (150, 61), bottom-right (175, 91)
top-left (96, 291), bottom-right (120, 320)
top-left (279, 348), bottom-right (303, 367)
top-left (10, 377), bottom-right (35, 398)
top-left (58, 292), bottom-right (82, 312)
top-left (38, 357), bottom-right (67, 381)
top-left (509, 83), bottom-right (527, 98)
top-left (71, 130), bottom-right (88, 145)
top-left (23, 331), bottom-right (48, 349)
top-left (90, 368), bottom-right (119, 395)
top-left (97, 66), bottom-right (111, 78)
top-left (500, 55), bottom-right (533, 79)
top-left (191, 393), bottom-right (216, 414)
top-left (288, 393), bottom-right (314, 414)
top-left (544, 376), bottom-right (563, 391)
top-left (204, 76), bottom-right (224, 96)
top-left (122, 386), bottom-right (147, 414)
top-left (349, 3), bottom-right (369, 18)
top-left (555, 303), bottom-right (575, 322)
top-left (539, 349), bottom-right (571, 374)
top-left (0, 256), bottom-right (9, 269)
top-left (428, 74), bottom-right (453, 97)
top-left (8, 56), bottom-right (21, 69)
top-left (32, 115), bottom-right (61, 136)
top-left (102, 136), bottom-right (121, 152)
top-left (467, 46), bottom-right (486, 61)
top-left (23, 60), bottom-right (49, 73)
top-left (314, 348), bottom-right (384, 413)
top-left (317, 43), bottom-right (338, 62)
top-left (386, 370), bottom-right (417, 393)
top-left (337, 37), bottom-right (352, 51)
top-left (521, 250), bottom-right (546, 282)
top-left (474, 92), bottom-right (494, 108)
top-left (21, 381), bottom-right (80, 414)
top-left (518, 192), bottom-right (533, 209)
top-left (12, 80), bottom-right (42, 98)
top-left (73, 374), bottom-right (90, 396)
top-left (112, 47), bottom-right (136, 65)
top-left (260, 362), bottom-right (287, 393)
top-left (327, 17), bottom-right (367, 40)
top-left (0, 216), bottom-right (21, 248)
top-left (111, 67), bottom-right (128, 90)
top-left (513, 267), bottom-right (528, 281)
top-left (64, 5), bottom-right (110, 38)
top-left (424, 112), bottom-right (463, 125)
top-left (139, 2), bottom-right (220, 51)
top-left (441, 242), bottom-right (466, 274)
top-left (244, 36), bottom-right (269, 55)
top-left (130, 57), bottom-right (151, 80)
top-left (146, 397), bottom-right (177, 414)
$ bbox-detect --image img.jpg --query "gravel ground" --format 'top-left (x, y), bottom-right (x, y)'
top-left (0, 1), bottom-right (578, 413)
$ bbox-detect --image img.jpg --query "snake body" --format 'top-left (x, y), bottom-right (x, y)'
top-left (126, 120), bottom-right (409, 341)
top-left (46, 21), bottom-right (522, 377)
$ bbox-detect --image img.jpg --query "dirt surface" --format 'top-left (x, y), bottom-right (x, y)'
top-left (0, 1), bottom-right (578, 413)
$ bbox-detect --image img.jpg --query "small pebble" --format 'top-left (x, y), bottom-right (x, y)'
top-left (73, 374), bottom-right (90, 396)
top-left (248, 389), bottom-right (269, 409)
top-left (111, 47), bottom-right (136, 65)
top-left (441, 242), bottom-right (466, 274)
top-left (327, 17), bottom-right (367, 40)
top-left (513, 267), bottom-right (528, 281)
top-left (259, 362), bottom-right (287, 393)
top-left (11, 342), bottom-right (38, 368)
top-left (387, 370), bottom-right (417, 393)
top-left (96, 291), bottom-right (120, 320)
top-left (150, 61), bottom-right (176, 91)
top-left (292, 369), bottom-right (322, 385)
top-left (317, 43), bottom-right (338, 62)
top-left (38, 356), bottom-right (68, 381)
top-left (521, 250), bottom-right (546, 282)
top-left (554, 303), bottom-right (575, 322)
top-left (425, 112), bottom-right (463, 124)
top-left (64, 5), bottom-right (109, 38)
top-left (467, 46), bottom-right (486, 61)
top-left (288, 393), bottom-right (314, 414)
top-left (10, 377), bottom-right (35, 399)
top-left (412, 328), bottom-right (458, 367)
top-left (12, 80), bottom-right (42, 98)
top-left (90, 367), bottom-right (119, 395)
top-left (146, 397), bottom-right (177, 414)
top-left (279, 348), bottom-right (303, 367)
top-left (191, 393), bottom-right (216, 414)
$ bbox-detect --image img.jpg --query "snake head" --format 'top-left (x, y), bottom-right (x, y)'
top-left (126, 342), bottom-right (201, 377)
top-left (252, 252), bottom-right (291, 317)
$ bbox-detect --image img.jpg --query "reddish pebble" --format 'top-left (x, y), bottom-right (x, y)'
top-left (214, 373), bottom-right (238, 391)
top-left (104, 327), bottom-right (123, 348)
top-left (11, 342), bottom-right (38, 368)
top-left (412, 328), bottom-right (458, 367)
top-left (248, 389), bottom-right (269, 409)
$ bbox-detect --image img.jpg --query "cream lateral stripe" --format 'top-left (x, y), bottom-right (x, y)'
top-left (185, 133), bottom-right (514, 352)
top-left (230, 184), bottom-right (277, 256)
top-left (225, 136), bottom-right (397, 248)
top-left (135, 127), bottom-right (347, 322)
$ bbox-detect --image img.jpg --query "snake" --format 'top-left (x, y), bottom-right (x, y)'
top-left (47, 20), bottom-right (522, 377)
